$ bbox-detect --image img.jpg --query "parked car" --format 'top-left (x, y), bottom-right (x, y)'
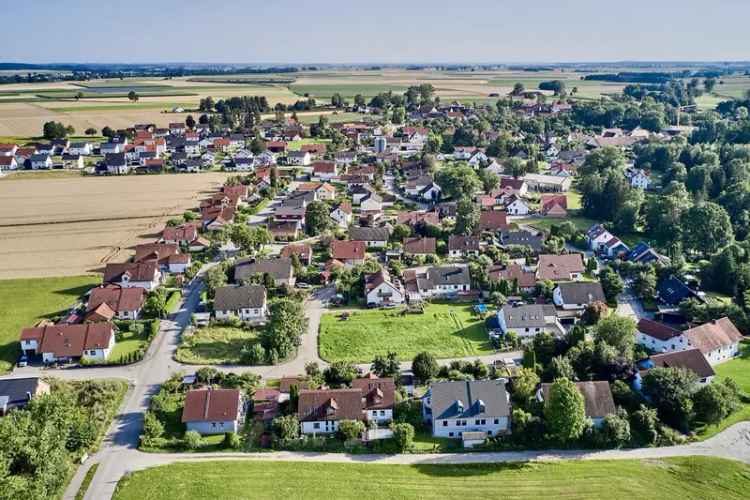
top-left (17, 354), bottom-right (28, 367)
top-left (296, 282), bottom-right (311, 289)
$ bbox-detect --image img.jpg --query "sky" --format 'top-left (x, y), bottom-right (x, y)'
top-left (2, 0), bottom-right (750, 64)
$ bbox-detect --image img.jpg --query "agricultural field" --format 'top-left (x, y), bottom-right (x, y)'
top-left (0, 275), bottom-right (99, 373)
top-left (0, 173), bottom-right (230, 279)
top-left (112, 457), bottom-right (750, 500)
top-left (319, 303), bottom-right (493, 363)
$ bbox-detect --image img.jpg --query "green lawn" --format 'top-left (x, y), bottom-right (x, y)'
top-left (298, 112), bottom-right (371, 125)
top-left (108, 320), bottom-right (159, 365)
top-left (175, 325), bottom-right (259, 365)
top-left (517, 215), bottom-right (597, 233)
top-left (286, 138), bottom-right (331, 151)
top-left (113, 456), bottom-right (750, 500)
top-left (319, 303), bottom-right (493, 363)
top-left (0, 275), bottom-right (98, 373)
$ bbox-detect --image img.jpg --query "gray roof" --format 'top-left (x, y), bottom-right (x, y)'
top-left (426, 266), bottom-right (471, 286)
top-left (0, 377), bottom-right (43, 409)
top-left (540, 381), bottom-right (615, 419)
top-left (349, 226), bottom-right (389, 242)
top-left (500, 304), bottom-right (557, 328)
top-left (214, 285), bottom-right (267, 311)
top-left (235, 257), bottom-right (294, 282)
top-left (556, 282), bottom-right (605, 304)
top-left (500, 230), bottom-right (545, 253)
top-left (30, 154), bottom-right (50, 162)
top-left (429, 380), bottom-right (510, 419)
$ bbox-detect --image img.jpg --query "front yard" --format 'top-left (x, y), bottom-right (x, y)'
top-left (175, 325), bottom-right (261, 365)
top-left (319, 303), bottom-right (494, 363)
top-left (108, 320), bottom-right (160, 365)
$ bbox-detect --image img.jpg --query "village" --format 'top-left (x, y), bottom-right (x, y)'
top-left (2, 75), bottom-right (750, 499)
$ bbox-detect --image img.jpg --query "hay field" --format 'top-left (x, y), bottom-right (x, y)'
top-left (0, 173), bottom-right (230, 279)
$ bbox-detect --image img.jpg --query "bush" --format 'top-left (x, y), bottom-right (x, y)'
top-left (223, 432), bottom-right (241, 449)
top-left (338, 419), bottom-right (365, 441)
top-left (240, 343), bottom-right (266, 365)
top-left (142, 411), bottom-right (164, 443)
top-left (272, 415), bottom-right (300, 441)
top-left (394, 399), bottom-right (424, 429)
top-left (598, 409), bottom-right (631, 448)
top-left (630, 404), bottom-right (659, 445)
top-left (183, 430), bottom-right (203, 450)
top-left (391, 423), bottom-right (415, 451)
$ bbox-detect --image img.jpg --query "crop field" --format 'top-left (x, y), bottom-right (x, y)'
top-left (112, 457), bottom-right (750, 500)
top-left (0, 173), bottom-right (230, 279)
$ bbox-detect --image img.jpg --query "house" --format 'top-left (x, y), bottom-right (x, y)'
top-left (468, 151), bottom-right (488, 168)
top-left (68, 142), bottom-right (92, 155)
top-left (134, 243), bottom-right (190, 274)
top-left (404, 174), bottom-right (435, 197)
top-left (30, 154), bottom-right (53, 170)
top-left (487, 263), bottom-right (536, 292)
top-left (478, 211), bottom-right (509, 232)
top-left (422, 380), bottom-right (510, 439)
top-left (0, 156), bottom-right (18, 172)
top-left (296, 182), bottom-right (336, 201)
top-left (268, 220), bottom-right (301, 241)
top-left (540, 194), bottom-right (568, 217)
top-left (404, 265), bottom-right (471, 300)
top-left (642, 349), bottom-right (715, 385)
top-left (351, 184), bottom-right (376, 205)
top-left (281, 244), bottom-right (313, 266)
top-left (403, 237), bottom-right (436, 256)
top-left (656, 276), bottom-right (703, 306)
top-left (536, 254), bottom-right (585, 282)
top-left (104, 153), bottom-right (129, 175)
top-left (330, 202), bottom-right (353, 229)
top-left (504, 195), bottom-right (530, 216)
top-left (497, 177), bottom-right (528, 197)
top-left (61, 154), bottom-right (84, 170)
top-left (20, 323), bottom-right (117, 364)
top-left (448, 235), bottom-right (480, 258)
top-left (213, 285), bottom-right (268, 323)
top-left (586, 224), bottom-right (615, 253)
top-left (330, 240), bottom-right (366, 266)
top-left (359, 192), bottom-right (383, 212)
top-left (636, 318), bottom-right (687, 353)
top-left (500, 229), bottom-right (545, 255)
top-left (352, 375), bottom-right (396, 424)
top-left (627, 242), bottom-right (666, 265)
top-left (287, 150), bottom-right (311, 166)
top-left (349, 226), bottom-right (389, 247)
top-left (234, 258), bottom-right (296, 287)
top-left (487, 304), bottom-right (564, 341)
top-left (334, 151), bottom-right (357, 166)
top-left (0, 143), bottom-right (18, 157)
top-left (86, 285), bottom-right (146, 321)
top-left (553, 282), bottom-right (606, 310)
top-left (0, 378), bottom-right (50, 416)
top-left (626, 168), bottom-right (651, 189)
top-left (682, 318), bottom-right (744, 365)
top-left (162, 223), bottom-right (199, 246)
top-left (101, 142), bottom-right (123, 155)
top-left (538, 381), bottom-right (615, 427)
top-left (397, 210), bottom-right (440, 228)
top-left (365, 269), bottom-right (405, 306)
top-left (182, 388), bottom-right (244, 435)
top-left (103, 262), bottom-right (162, 290)
top-left (300, 143), bottom-right (327, 156)
top-left (522, 173), bottom-right (572, 192)
top-left (312, 161), bottom-right (337, 181)
top-left (169, 122), bottom-right (186, 135)
top-left (298, 389), bottom-right (363, 435)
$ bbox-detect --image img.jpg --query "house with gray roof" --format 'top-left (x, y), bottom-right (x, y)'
top-left (403, 265), bottom-right (471, 300)
top-left (0, 378), bottom-right (50, 416)
top-left (500, 229), bottom-right (545, 255)
top-left (234, 257), bottom-right (295, 287)
top-left (422, 380), bottom-right (510, 439)
top-left (553, 282), bottom-right (606, 310)
top-left (349, 226), bottom-right (390, 247)
top-left (488, 304), bottom-right (564, 341)
top-left (213, 285), bottom-right (268, 323)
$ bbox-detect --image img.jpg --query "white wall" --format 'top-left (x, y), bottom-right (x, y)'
top-left (301, 420), bottom-right (340, 435)
top-left (431, 416), bottom-right (509, 438)
top-left (186, 419), bottom-right (240, 435)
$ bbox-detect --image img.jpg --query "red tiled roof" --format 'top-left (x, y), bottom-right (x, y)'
top-left (181, 388), bottom-right (241, 423)
top-left (330, 240), bottom-right (366, 261)
top-left (478, 211), bottom-right (509, 231)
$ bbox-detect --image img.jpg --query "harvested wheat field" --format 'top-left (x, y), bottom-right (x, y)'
top-left (0, 173), bottom-right (230, 279)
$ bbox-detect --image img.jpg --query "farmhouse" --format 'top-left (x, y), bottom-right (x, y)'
top-left (682, 318), bottom-right (744, 365)
top-left (422, 380), bottom-right (510, 439)
top-left (20, 323), bottom-right (117, 364)
top-left (182, 388), bottom-right (244, 435)
top-left (213, 285), bottom-right (268, 324)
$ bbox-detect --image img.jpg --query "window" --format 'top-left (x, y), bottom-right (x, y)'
top-left (474, 419), bottom-right (481, 425)
top-left (449, 432), bottom-right (454, 437)
top-left (313, 423), bottom-right (320, 430)
top-left (494, 419), bottom-right (499, 425)
top-left (442, 420), bottom-right (448, 427)
top-left (380, 410), bottom-right (386, 416)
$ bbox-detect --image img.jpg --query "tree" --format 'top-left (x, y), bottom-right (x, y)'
top-left (261, 299), bottom-right (307, 360)
top-left (223, 432), bottom-right (241, 449)
top-left (544, 378), bottom-right (587, 443)
top-left (331, 93), bottom-right (344, 108)
top-left (599, 267), bottom-right (624, 303)
top-left (633, 269), bottom-right (657, 300)
top-left (205, 265), bottom-right (228, 298)
top-left (455, 197), bottom-right (479, 235)
top-left (547, 356), bottom-right (575, 381)
top-left (479, 169), bottom-right (499, 192)
top-left (371, 351), bottom-right (400, 378)
top-left (581, 301), bottom-right (608, 325)
top-left (142, 411), bottom-right (164, 443)
top-left (185, 115), bottom-right (196, 129)
top-left (512, 82), bottom-right (525, 96)
top-left (101, 126), bottom-right (115, 138)
top-left (323, 361), bottom-right (359, 388)
top-left (304, 200), bottom-right (333, 236)
top-left (600, 409), bottom-right (631, 447)
top-left (642, 367), bottom-right (697, 431)
top-left (391, 223), bottom-right (411, 242)
top-left (250, 137), bottom-right (266, 155)
top-left (272, 415), bottom-right (300, 441)
top-left (183, 430), bottom-right (202, 450)
top-left (704, 77), bottom-right (717, 93)
top-left (144, 288), bottom-right (168, 319)
top-left (435, 165), bottom-right (480, 200)
top-left (338, 419), bottom-right (365, 441)
top-left (681, 202), bottom-right (734, 256)
top-left (391, 422), bottom-right (415, 451)
top-left (412, 351), bottom-right (439, 382)
top-left (631, 404), bottom-right (659, 445)
top-left (511, 367), bottom-right (540, 409)
top-left (594, 314), bottom-right (636, 361)
top-left (693, 379), bottom-right (740, 424)
top-left (127, 90), bottom-right (139, 102)
top-left (42, 120), bottom-right (68, 140)
top-left (505, 157), bottom-right (527, 178)
top-left (84, 127), bottom-right (97, 136)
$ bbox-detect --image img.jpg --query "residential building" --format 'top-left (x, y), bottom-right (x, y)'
top-left (0, 378), bottom-right (50, 415)
top-left (103, 262), bottom-right (162, 290)
top-left (182, 388), bottom-right (244, 435)
top-left (352, 375), bottom-right (396, 424)
top-left (403, 237), bottom-right (436, 256)
top-left (86, 285), bottom-right (146, 321)
top-left (20, 323), bottom-right (117, 364)
top-left (287, 150), bottom-right (311, 166)
top-left (487, 304), bottom-right (564, 341)
top-left (422, 380), bottom-right (510, 439)
top-left (280, 244), bottom-right (313, 266)
top-left (365, 269), bottom-right (405, 306)
top-left (500, 230), bottom-right (545, 255)
top-left (30, 154), bottom-right (53, 170)
top-left (403, 265), bottom-right (471, 300)
top-left (329, 240), bottom-right (366, 266)
top-left (642, 349), bottom-right (715, 385)
top-left (330, 202), bottom-right (353, 229)
top-left (656, 276), bottom-right (703, 306)
top-left (213, 285), bottom-right (268, 323)
top-left (536, 254), bottom-right (585, 282)
top-left (298, 389), bottom-right (364, 435)
top-left (448, 235), bottom-right (480, 258)
top-left (234, 258), bottom-right (296, 287)
top-left (504, 195), bottom-right (530, 216)
top-left (682, 318), bottom-right (744, 365)
top-left (538, 381), bottom-right (615, 427)
top-left (636, 319), bottom-right (686, 352)
top-left (553, 282), bottom-right (606, 310)
top-left (349, 226), bottom-right (389, 247)
top-left (478, 211), bottom-right (509, 232)
top-left (487, 263), bottom-right (536, 292)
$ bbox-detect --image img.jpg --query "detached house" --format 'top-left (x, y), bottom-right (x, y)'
top-left (312, 161), bottom-right (337, 181)
top-left (330, 240), bottom-right (366, 266)
top-left (682, 318), bottom-right (744, 365)
top-left (234, 258), bottom-right (296, 287)
top-left (422, 380), bottom-right (510, 439)
top-left (351, 375), bottom-right (396, 424)
top-left (536, 254), bottom-right (585, 282)
top-left (182, 388), bottom-right (244, 435)
top-left (287, 150), bottom-right (311, 166)
top-left (488, 304), bottom-right (564, 341)
top-left (349, 226), bottom-right (389, 247)
top-left (86, 285), bottom-right (146, 321)
top-left (365, 269), bottom-right (405, 307)
top-left (553, 282), bottom-right (606, 310)
top-left (104, 153), bottom-right (129, 175)
top-left (403, 237), bottom-right (436, 256)
top-left (330, 202), bottom-right (353, 229)
top-left (448, 235), bottom-right (480, 258)
top-left (213, 285), bottom-right (268, 324)
top-left (298, 389), bottom-right (364, 435)
top-left (487, 263), bottom-right (536, 292)
top-left (538, 381), bottom-right (615, 427)
top-left (20, 323), bottom-right (117, 364)
top-left (30, 154), bottom-right (53, 170)
top-left (478, 211), bottom-right (509, 232)
top-left (103, 262), bottom-right (162, 290)
top-left (404, 265), bottom-right (471, 300)
top-left (0, 378), bottom-right (50, 415)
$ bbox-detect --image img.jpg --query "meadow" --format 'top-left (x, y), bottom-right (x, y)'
top-left (112, 457), bottom-right (750, 500)
top-left (319, 303), bottom-right (493, 363)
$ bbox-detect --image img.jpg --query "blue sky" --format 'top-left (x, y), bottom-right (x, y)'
top-left (3, 0), bottom-right (750, 64)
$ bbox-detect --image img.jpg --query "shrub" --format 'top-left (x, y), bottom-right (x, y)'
top-left (394, 399), bottom-right (423, 429)
top-left (223, 432), bottom-right (241, 449)
top-left (142, 411), bottom-right (164, 443)
top-left (391, 423), bottom-right (415, 451)
top-left (272, 415), bottom-right (300, 441)
top-left (183, 430), bottom-right (203, 450)
top-left (598, 409), bottom-right (631, 448)
top-left (240, 344), bottom-right (266, 365)
top-left (338, 419), bottom-right (365, 441)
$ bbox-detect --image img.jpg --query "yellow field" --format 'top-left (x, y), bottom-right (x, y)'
top-left (0, 173), bottom-right (230, 279)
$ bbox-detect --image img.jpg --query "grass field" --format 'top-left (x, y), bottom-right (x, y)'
top-left (113, 456), bottom-right (750, 500)
top-left (108, 320), bottom-right (159, 364)
top-left (0, 275), bottom-right (98, 372)
top-left (175, 325), bottom-right (260, 365)
top-left (319, 303), bottom-right (493, 363)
